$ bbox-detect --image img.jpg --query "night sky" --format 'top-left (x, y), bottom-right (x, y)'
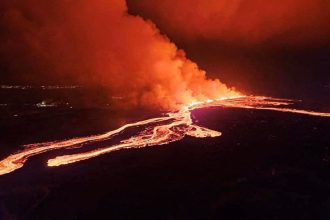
top-left (0, 0), bottom-right (329, 105)
top-left (0, 2), bottom-right (330, 219)
top-left (127, 0), bottom-right (330, 101)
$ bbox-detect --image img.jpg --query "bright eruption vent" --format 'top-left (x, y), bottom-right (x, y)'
top-left (1, 96), bottom-right (330, 176)
top-left (0, 1), bottom-right (330, 176)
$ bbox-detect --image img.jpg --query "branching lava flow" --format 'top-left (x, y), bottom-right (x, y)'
top-left (0, 96), bottom-right (329, 176)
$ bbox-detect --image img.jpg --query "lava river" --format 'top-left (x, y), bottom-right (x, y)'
top-left (0, 96), bottom-right (329, 176)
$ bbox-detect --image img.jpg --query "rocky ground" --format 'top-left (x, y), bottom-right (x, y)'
top-left (0, 105), bottom-right (329, 219)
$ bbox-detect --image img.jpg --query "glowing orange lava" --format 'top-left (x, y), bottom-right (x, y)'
top-left (0, 96), bottom-right (329, 176)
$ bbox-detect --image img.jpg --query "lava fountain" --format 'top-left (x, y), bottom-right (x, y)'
top-left (0, 95), bottom-right (329, 176)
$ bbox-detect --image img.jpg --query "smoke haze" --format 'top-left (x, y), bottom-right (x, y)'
top-left (128, 0), bottom-right (330, 47)
top-left (0, 0), bottom-right (238, 110)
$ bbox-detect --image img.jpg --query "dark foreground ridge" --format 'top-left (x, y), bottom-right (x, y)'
top-left (0, 106), bottom-right (329, 219)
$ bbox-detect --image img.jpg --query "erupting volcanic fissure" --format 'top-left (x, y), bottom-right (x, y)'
top-left (1, 96), bottom-right (330, 176)
top-left (1, 1), bottom-right (329, 176)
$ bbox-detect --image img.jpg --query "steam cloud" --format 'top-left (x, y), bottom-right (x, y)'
top-left (0, 0), bottom-right (238, 110)
top-left (128, 0), bottom-right (330, 46)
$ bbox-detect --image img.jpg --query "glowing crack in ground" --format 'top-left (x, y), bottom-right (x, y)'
top-left (0, 96), bottom-right (329, 176)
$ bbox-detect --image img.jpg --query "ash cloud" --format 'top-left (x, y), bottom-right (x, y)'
top-left (0, 0), bottom-right (237, 110)
top-left (128, 0), bottom-right (330, 47)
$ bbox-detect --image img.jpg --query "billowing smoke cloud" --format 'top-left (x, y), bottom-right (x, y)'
top-left (0, 0), bottom-right (238, 110)
top-left (128, 0), bottom-right (330, 46)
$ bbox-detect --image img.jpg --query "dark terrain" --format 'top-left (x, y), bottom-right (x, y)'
top-left (0, 95), bottom-right (329, 219)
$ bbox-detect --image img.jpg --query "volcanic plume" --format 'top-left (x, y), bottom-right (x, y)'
top-left (128, 0), bottom-right (330, 47)
top-left (2, 0), bottom-right (330, 177)
top-left (0, 0), bottom-right (238, 110)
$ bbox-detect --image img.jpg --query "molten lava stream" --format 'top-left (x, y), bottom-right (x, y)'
top-left (0, 96), bottom-right (329, 176)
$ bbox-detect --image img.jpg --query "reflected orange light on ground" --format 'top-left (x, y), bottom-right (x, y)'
top-left (0, 96), bottom-right (329, 176)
